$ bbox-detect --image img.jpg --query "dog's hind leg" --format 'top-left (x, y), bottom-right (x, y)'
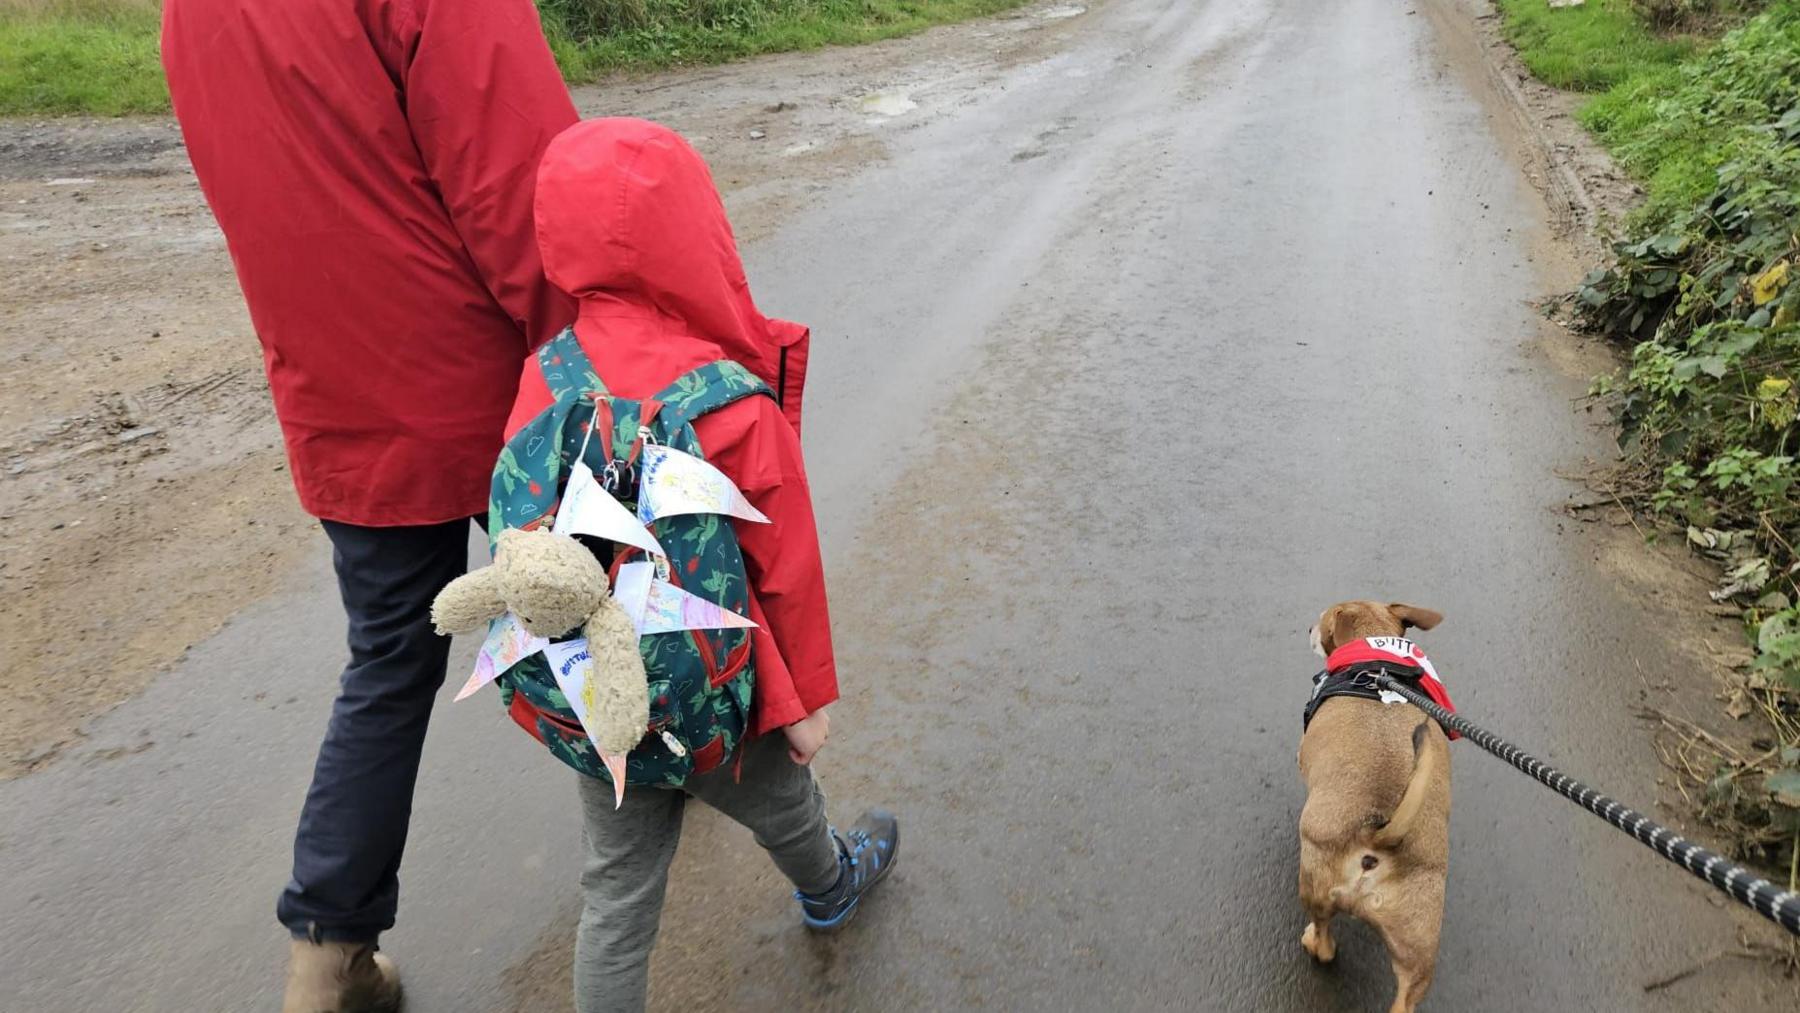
top-left (1374, 877), bottom-right (1443, 1013)
top-left (1300, 916), bottom-right (1336, 964)
top-left (1385, 948), bottom-right (1434, 1013)
top-left (1297, 842), bottom-right (1338, 964)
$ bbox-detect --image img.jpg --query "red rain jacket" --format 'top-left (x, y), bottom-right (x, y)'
top-left (513, 119), bottom-right (833, 732)
top-left (162, 0), bottom-right (578, 525)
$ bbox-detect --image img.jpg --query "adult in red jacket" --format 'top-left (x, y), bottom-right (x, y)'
top-left (162, 1), bottom-right (576, 1007)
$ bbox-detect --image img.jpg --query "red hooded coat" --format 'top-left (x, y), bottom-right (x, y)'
top-left (514, 119), bottom-right (834, 732)
top-left (162, 0), bottom-right (578, 526)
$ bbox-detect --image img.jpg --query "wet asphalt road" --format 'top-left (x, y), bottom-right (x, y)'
top-left (3, 0), bottom-right (1794, 1010)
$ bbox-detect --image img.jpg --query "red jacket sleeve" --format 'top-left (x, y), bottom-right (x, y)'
top-left (401, 0), bottom-right (578, 347)
top-left (692, 396), bottom-right (838, 733)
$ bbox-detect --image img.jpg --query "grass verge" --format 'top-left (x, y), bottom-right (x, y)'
top-left (0, 1), bottom-right (165, 116)
top-left (1503, 0), bottom-right (1800, 878)
top-left (0, 0), bottom-right (1035, 116)
top-left (540, 0), bottom-right (1034, 81)
top-left (1496, 0), bottom-right (1693, 92)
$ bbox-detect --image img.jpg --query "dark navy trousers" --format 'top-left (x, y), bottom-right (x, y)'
top-left (277, 517), bottom-right (479, 942)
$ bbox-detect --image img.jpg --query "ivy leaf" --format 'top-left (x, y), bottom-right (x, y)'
top-left (1712, 328), bottom-right (1763, 357)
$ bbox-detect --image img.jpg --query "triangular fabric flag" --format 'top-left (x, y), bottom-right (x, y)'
top-left (553, 459), bottom-right (667, 557)
top-left (455, 613), bottom-right (549, 701)
top-left (543, 638), bottom-right (630, 809)
top-left (639, 578), bottom-right (757, 635)
top-left (612, 561), bottom-right (758, 635)
top-left (637, 444), bottom-right (770, 524)
top-left (612, 561), bottom-right (655, 627)
top-left (600, 753), bottom-right (628, 810)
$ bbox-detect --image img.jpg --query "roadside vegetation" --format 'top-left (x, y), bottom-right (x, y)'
top-left (1502, 0), bottom-right (1800, 880)
top-left (0, 0), bottom-right (1032, 116)
top-left (0, 1), bottom-right (164, 116)
top-left (1497, 0), bottom-right (1694, 93)
top-left (539, 0), bottom-right (1031, 79)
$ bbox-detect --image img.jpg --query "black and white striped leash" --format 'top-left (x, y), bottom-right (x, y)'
top-left (1373, 672), bottom-right (1800, 937)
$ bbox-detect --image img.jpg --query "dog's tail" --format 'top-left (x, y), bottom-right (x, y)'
top-left (1370, 721), bottom-right (1437, 848)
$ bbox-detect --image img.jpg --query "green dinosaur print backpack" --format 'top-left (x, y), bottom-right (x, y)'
top-left (484, 327), bottom-right (771, 788)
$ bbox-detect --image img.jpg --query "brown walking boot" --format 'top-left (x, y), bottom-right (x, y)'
top-left (280, 939), bottom-right (403, 1013)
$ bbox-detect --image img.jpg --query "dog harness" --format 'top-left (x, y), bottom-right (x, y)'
top-left (1303, 637), bottom-right (1459, 740)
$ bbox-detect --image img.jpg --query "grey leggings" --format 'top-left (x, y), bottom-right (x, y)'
top-left (574, 733), bottom-right (841, 1013)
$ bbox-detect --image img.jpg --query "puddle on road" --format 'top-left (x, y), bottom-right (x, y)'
top-left (860, 92), bottom-right (919, 117)
top-left (1039, 4), bottom-right (1087, 19)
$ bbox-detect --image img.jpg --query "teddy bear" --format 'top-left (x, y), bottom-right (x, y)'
top-left (430, 527), bottom-right (649, 764)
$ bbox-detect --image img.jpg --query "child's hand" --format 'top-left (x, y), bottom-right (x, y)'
top-left (784, 709), bottom-right (830, 765)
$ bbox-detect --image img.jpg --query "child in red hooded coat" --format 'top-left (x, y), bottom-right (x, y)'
top-left (515, 118), bottom-right (898, 1013)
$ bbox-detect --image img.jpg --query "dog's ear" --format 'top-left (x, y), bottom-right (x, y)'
top-left (1388, 604), bottom-right (1443, 631)
top-left (1321, 605), bottom-right (1360, 655)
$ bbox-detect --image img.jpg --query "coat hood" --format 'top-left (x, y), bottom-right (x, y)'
top-left (533, 118), bottom-right (809, 430)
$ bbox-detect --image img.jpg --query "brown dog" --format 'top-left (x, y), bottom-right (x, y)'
top-left (1299, 601), bottom-right (1450, 1013)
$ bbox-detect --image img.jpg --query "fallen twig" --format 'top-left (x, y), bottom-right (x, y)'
top-left (1612, 489), bottom-right (1649, 540)
top-left (1643, 952), bottom-right (1719, 992)
top-left (1642, 948), bottom-right (1769, 992)
top-left (1643, 707), bottom-right (1749, 763)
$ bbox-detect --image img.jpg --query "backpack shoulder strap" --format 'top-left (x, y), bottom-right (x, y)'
top-left (652, 361), bottom-right (773, 434)
top-left (487, 330), bottom-right (610, 546)
top-left (537, 327), bottom-right (608, 402)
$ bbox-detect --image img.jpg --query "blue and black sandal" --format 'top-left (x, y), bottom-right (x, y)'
top-left (797, 808), bottom-right (899, 932)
